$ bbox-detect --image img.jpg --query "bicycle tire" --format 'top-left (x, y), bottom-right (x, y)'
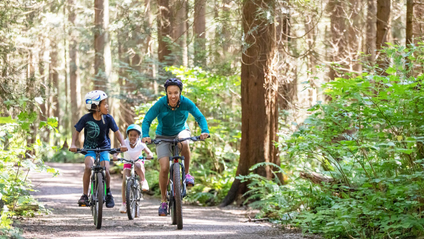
top-left (126, 179), bottom-right (136, 220)
top-left (95, 173), bottom-right (104, 229)
top-left (170, 197), bottom-right (176, 225)
top-left (172, 163), bottom-right (183, 229)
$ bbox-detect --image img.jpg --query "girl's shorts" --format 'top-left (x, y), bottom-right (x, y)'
top-left (123, 161), bottom-right (144, 170)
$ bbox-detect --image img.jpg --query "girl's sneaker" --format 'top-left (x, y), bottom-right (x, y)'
top-left (141, 180), bottom-right (149, 191)
top-left (119, 203), bottom-right (126, 213)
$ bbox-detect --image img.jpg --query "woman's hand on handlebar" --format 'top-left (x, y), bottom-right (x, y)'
top-left (142, 137), bottom-right (151, 144)
top-left (200, 133), bottom-right (209, 140)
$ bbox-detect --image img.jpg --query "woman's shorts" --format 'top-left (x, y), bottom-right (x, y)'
top-left (85, 151), bottom-right (110, 162)
top-left (155, 129), bottom-right (191, 159)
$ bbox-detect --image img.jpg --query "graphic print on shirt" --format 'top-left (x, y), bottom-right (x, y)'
top-left (85, 121), bottom-right (100, 148)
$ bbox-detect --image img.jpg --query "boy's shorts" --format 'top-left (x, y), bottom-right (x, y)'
top-left (85, 151), bottom-right (110, 162)
top-left (156, 129), bottom-right (191, 160)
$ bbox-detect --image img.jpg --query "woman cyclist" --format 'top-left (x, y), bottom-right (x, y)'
top-left (141, 78), bottom-right (209, 216)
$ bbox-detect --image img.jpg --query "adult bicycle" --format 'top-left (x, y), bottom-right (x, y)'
top-left (151, 135), bottom-right (209, 230)
top-left (76, 148), bottom-right (120, 229)
top-left (114, 156), bottom-right (153, 220)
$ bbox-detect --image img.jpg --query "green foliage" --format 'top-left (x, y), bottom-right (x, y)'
top-left (0, 98), bottom-right (58, 237)
top-left (241, 44), bottom-right (424, 238)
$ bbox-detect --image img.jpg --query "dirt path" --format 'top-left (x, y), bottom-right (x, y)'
top-left (14, 163), bottom-right (315, 239)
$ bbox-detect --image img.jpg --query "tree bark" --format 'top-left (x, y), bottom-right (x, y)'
top-left (406, 0), bottom-right (424, 45)
top-left (194, 0), bottom-right (206, 66)
top-left (221, 0), bottom-right (280, 207)
top-left (158, 0), bottom-right (173, 67)
top-left (172, 0), bottom-right (187, 67)
top-left (69, 0), bottom-right (81, 147)
top-left (376, 0), bottom-right (391, 72)
top-left (94, 0), bottom-right (111, 91)
top-left (145, 0), bottom-right (158, 94)
top-left (26, 50), bottom-right (36, 157)
top-left (50, 43), bottom-right (60, 125)
top-left (366, 0), bottom-right (377, 64)
top-left (328, 0), bottom-right (346, 80)
top-left (347, 0), bottom-right (362, 73)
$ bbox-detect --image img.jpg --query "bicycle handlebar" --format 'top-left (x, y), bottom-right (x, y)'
top-left (76, 148), bottom-right (121, 155)
top-left (150, 135), bottom-right (210, 145)
top-left (113, 156), bottom-right (154, 163)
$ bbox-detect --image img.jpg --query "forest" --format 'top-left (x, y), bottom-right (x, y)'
top-left (1, 0), bottom-right (424, 238)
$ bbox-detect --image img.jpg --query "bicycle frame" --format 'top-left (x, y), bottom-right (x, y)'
top-left (76, 148), bottom-right (119, 229)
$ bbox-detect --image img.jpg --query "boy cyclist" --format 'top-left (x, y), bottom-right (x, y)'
top-left (69, 90), bottom-right (128, 208)
top-left (114, 124), bottom-right (154, 214)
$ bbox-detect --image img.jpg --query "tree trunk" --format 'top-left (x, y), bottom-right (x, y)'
top-left (69, 0), bottom-right (81, 147)
top-left (50, 43), bottom-right (60, 125)
top-left (158, 0), bottom-right (173, 67)
top-left (26, 50), bottom-right (36, 158)
top-left (366, 0), bottom-right (377, 64)
top-left (63, 5), bottom-right (69, 137)
top-left (221, 0), bottom-right (280, 207)
top-left (172, 0), bottom-right (187, 67)
top-left (94, 0), bottom-right (111, 91)
top-left (328, 0), bottom-right (346, 80)
top-left (406, 0), bottom-right (424, 45)
top-left (376, 0), bottom-right (391, 72)
top-left (347, 0), bottom-right (362, 73)
top-left (145, 0), bottom-right (158, 94)
top-left (193, 0), bottom-right (206, 66)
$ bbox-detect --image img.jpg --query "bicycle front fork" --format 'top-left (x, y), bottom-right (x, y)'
top-left (169, 157), bottom-right (187, 199)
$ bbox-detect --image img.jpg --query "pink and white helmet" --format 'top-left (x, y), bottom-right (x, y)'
top-left (84, 90), bottom-right (108, 110)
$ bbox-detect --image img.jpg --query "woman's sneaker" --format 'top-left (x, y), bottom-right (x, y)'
top-left (141, 180), bottom-right (149, 191)
top-left (158, 202), bottom-right (167, 216)
top-left (119, 203), bottom-right (126, 213)
top-left (186, 173), bottom-right (194, 186)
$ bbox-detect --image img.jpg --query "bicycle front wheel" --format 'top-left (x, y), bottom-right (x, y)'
top-left (172, 163), bottom-right (183, 229)
top-left (126, 179), bottom-right (136, 220)
top-left (94, 173), bottom-right (104, 229)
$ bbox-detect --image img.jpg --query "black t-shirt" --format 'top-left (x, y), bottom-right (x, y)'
top-left (74, 113), bottom-right (119, 149)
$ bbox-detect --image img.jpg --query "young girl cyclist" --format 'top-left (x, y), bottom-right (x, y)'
top-left (69, 90), bottom-right (128, 208)
top-left (114, 124), bottom-right (154, 214)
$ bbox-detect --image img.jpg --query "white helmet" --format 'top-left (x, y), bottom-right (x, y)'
top-left (85, 90), bottom-right (108, 110)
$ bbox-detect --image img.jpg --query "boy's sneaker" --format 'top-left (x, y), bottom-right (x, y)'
top-left (141, 180), bottom-right (149, 191)
top-left (186, 173), bottom-right (194, 186)
top-left (105, 193), bottom-right (115, 208)
top-left (119, 203), bottom-right (126, 213)
top-left (78, 194), bottom-right (89, 206)
top-left (158, 202), bottom-right (167, 216)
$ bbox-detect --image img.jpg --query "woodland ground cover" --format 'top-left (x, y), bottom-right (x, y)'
top-left (241, 44), bottom-right (424, 238)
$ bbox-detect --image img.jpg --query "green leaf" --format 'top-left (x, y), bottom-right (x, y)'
top-left (0, 116), bottom-right (16, 124)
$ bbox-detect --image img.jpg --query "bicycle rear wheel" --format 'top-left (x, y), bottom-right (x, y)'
top-left (172, 163), bottom-right (183, 229)
top-left (126, 179), bottom-right (136, 220)
top-left (94, 173), bottom-right (104, 229)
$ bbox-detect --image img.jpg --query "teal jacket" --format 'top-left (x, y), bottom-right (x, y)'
top-left (142, 95), bottom-right (209, 137)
